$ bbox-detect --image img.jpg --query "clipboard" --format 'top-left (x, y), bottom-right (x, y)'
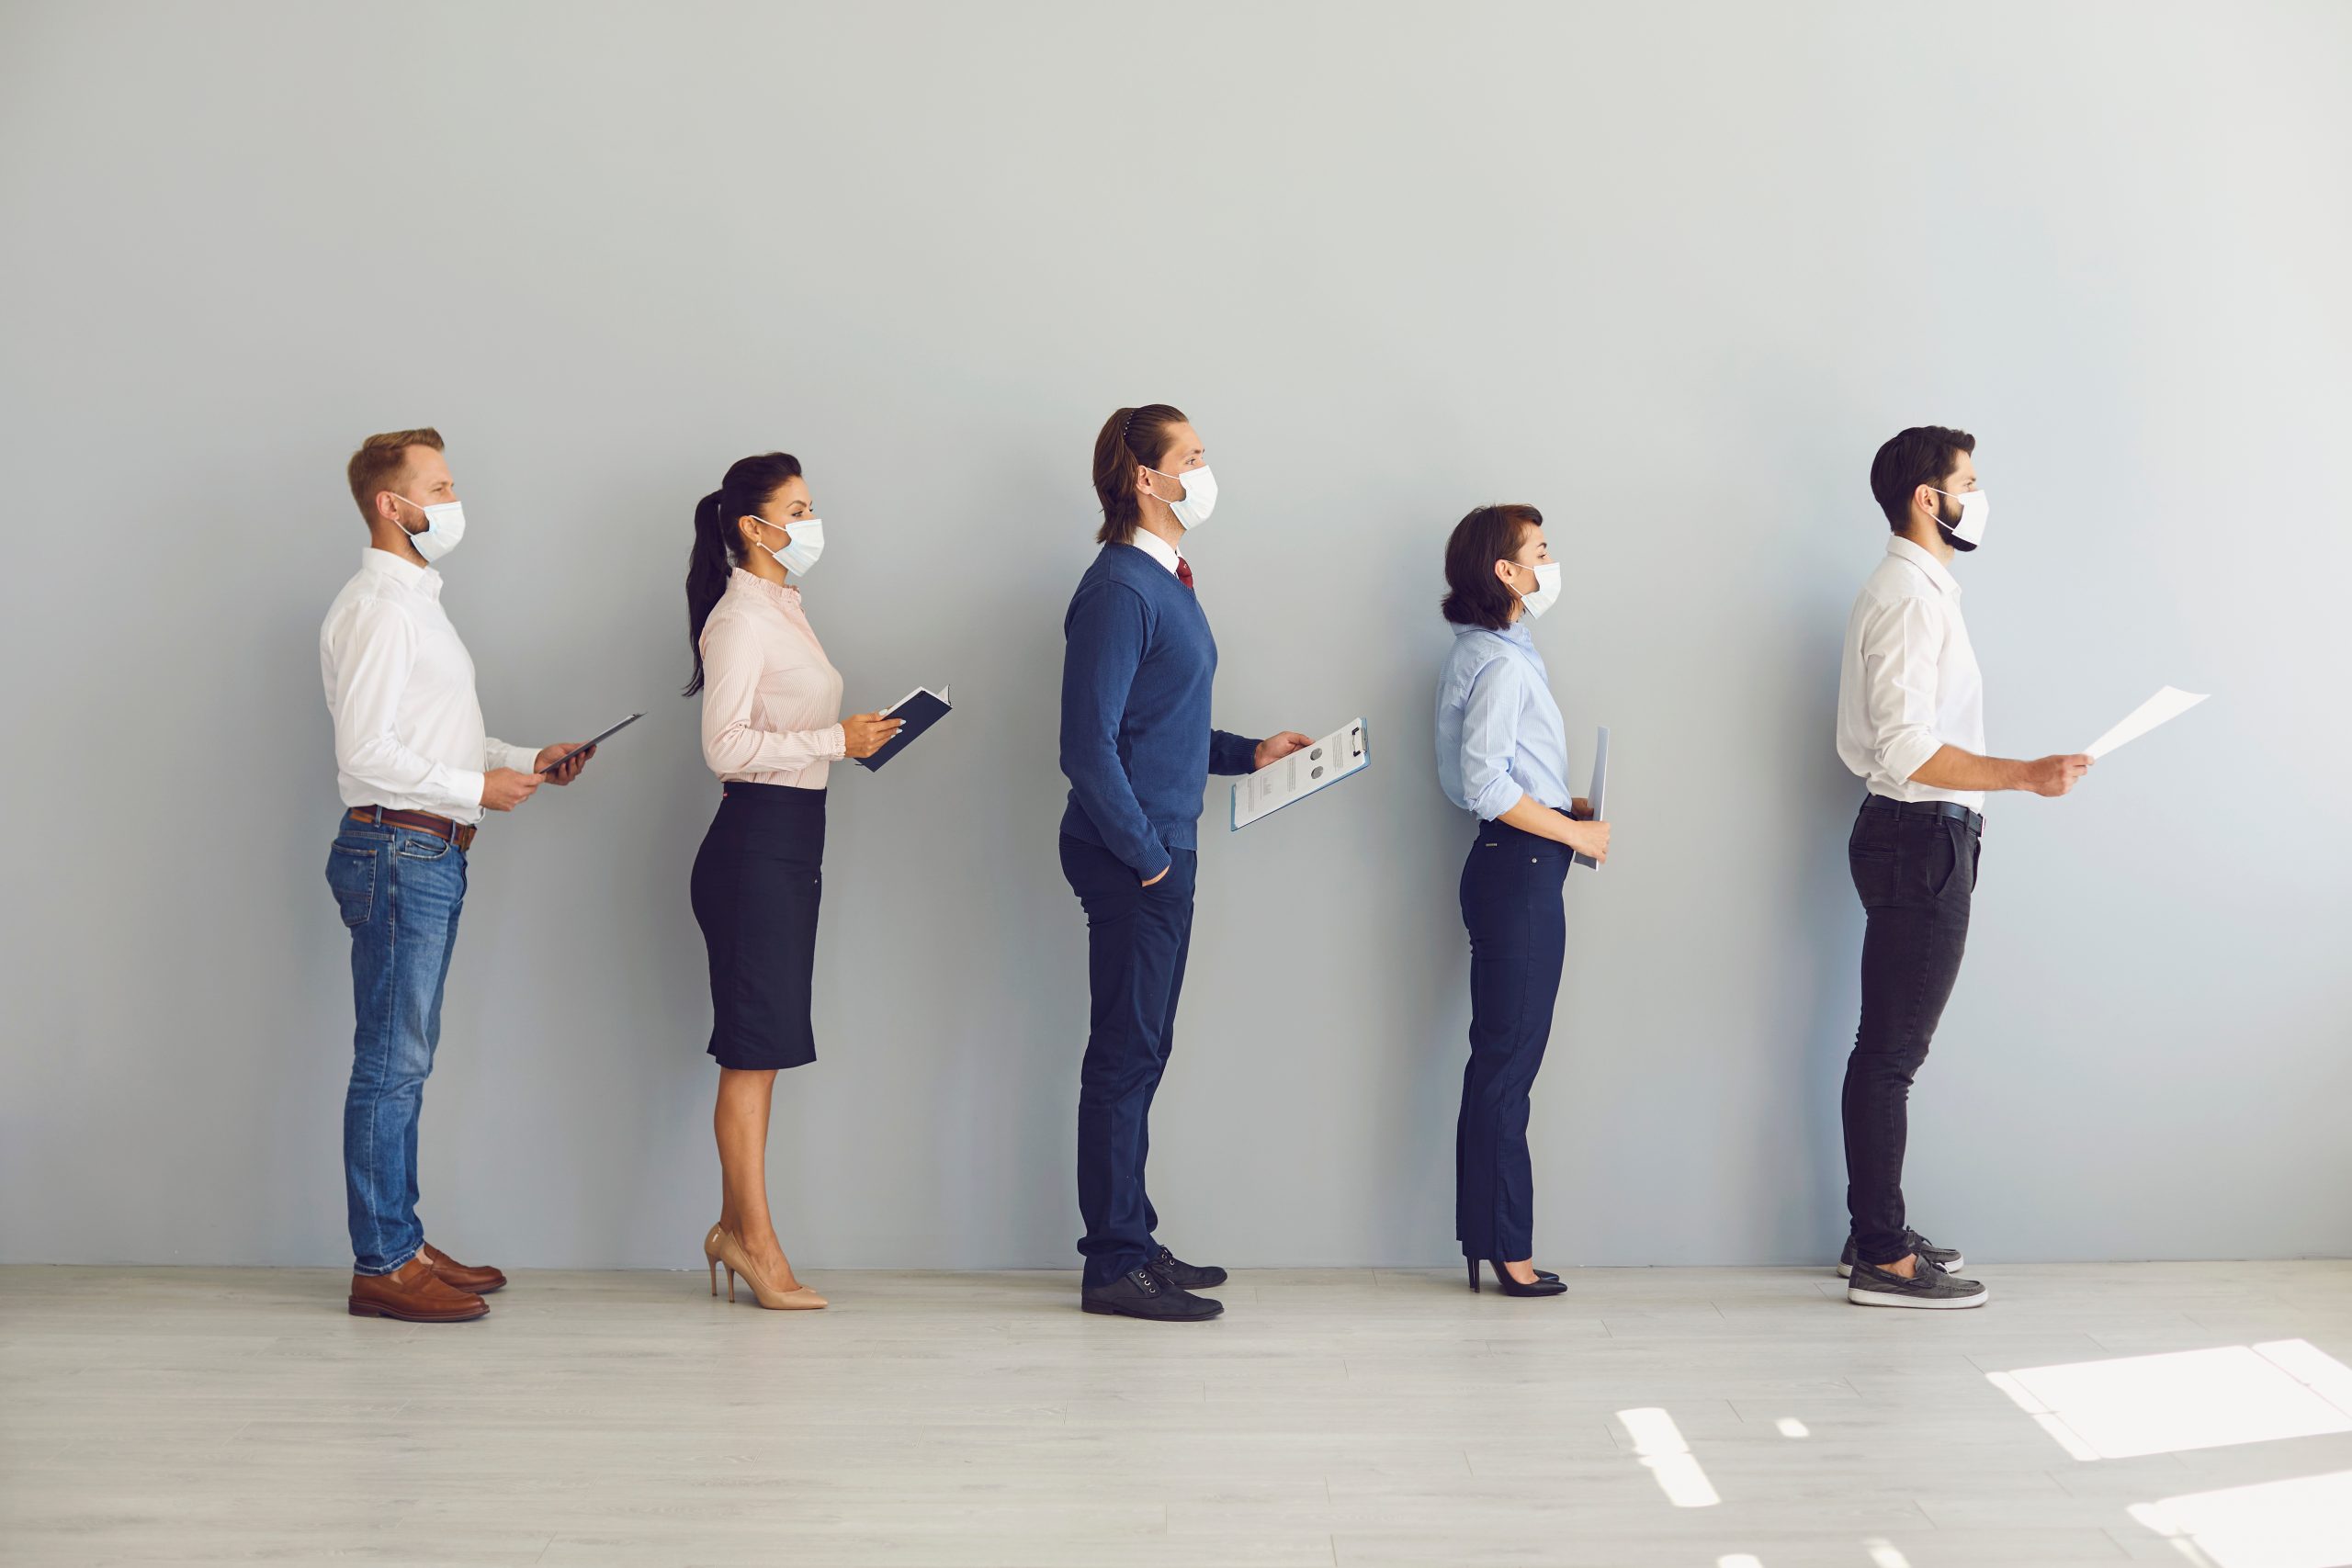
top-left (1231, 717), bottom-right (1371, 829)
top-left (1571, 726), bottom-right (1608, 871)
top-left (851, 686), bottom-right (953, 772)
top-left (537, 713), bottom-right (641, 773)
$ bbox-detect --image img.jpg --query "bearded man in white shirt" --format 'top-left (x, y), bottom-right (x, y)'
top-left (1831, 425), bottom-right (2092, 1310)
top-left (319, 428), bottom-right (594, 1323)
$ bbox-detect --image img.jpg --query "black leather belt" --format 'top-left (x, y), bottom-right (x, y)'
top-left (1860, 795), bottom-right (1984, 835)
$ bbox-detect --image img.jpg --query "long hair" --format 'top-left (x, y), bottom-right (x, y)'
top-left (1091, 403), bottom-right (1189, 545)
top-left (684, 451), bottom-right (803, 697)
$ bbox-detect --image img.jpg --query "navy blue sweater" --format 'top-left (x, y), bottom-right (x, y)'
top-left (1059, 542), bottom-right (1260, 875)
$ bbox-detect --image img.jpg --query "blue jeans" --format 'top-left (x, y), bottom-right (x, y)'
top-left (1061, 835), bottom-right (1197, 1289)
top-left (325, 816), bottom-right (469, 1275)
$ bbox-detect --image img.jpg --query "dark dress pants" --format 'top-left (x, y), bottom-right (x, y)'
top-left (1456, 822), bottom-right (1569, 1263)
top-left (1842, 798), bottom-right (1979, 1266)
top-left (1062, 835), bottom-right (1197, 1289)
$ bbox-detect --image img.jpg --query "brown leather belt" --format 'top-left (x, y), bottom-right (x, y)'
top-left (347, 806), bottom-right (477, 850)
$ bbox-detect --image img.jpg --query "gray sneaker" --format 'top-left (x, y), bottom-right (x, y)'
top-left (1838, 1230), bottom-right (1963, 1279)
top-left (1846, 1258), bottom-right (1988, 1309)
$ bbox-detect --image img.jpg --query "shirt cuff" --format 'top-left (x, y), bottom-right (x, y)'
top-left (820, 723), bottom-right (847, 762)
top-left (1880, 732), bottom-right (1943, 785)
top-left (1471, 781), bottom-right (1526, 822)
top-left (451, 769), bottom-right (489, 814)
top-left (491, 740), bottom-right (540, 774)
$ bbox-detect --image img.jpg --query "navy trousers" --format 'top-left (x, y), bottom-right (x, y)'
top-left (1455, 821), bottom-right (1569, 1263)
top-left (1062, 834), bottom-right (1197, 1289)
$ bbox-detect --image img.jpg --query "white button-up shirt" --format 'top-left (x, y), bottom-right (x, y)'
top-left (1836, 535), bottom-right (1987, 810)
top-left (1128, 527), bottom-right (1184, 576)
top-left (320, 548), bottom-right (536, 824)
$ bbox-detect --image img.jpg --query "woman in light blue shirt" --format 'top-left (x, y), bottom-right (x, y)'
top-left (1434, 504), bottom-right (1611, 1299)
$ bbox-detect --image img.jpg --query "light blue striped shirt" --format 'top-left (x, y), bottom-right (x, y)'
top-left (1434, 621), bottom-right (1572, 820)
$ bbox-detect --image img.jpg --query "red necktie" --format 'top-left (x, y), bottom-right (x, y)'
top-left (1176, 555), bottom-right (1194, 591)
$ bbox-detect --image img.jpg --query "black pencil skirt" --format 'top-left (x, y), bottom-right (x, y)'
top-left (690, 783), bottom-right (825, 1071)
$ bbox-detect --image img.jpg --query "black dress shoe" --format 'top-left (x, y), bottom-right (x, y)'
top-left (1468, 1259), bottom-right (1566, 1297)
top-left (1082, 1267), bottom-right (1223, 1321)
top-left (1148, 1245), bottom-right (1227, 1290)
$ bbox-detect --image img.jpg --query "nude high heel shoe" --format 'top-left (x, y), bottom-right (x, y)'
top-left (704, 1224), bottom-right (728, 1297)
top-left (712, 1226), bottom-right (828, 1311)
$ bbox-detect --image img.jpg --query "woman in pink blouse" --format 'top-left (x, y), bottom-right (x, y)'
top-left (682, 451), bottom-right (900, 1311)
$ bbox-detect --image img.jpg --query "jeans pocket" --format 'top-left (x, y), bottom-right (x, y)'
top-left (393, 830), bottom-right (452, 862)
top-left (326, 842), bottom-right (377, 927)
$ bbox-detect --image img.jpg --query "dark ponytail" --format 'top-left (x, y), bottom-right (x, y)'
top-left (683, 451), bottom-right (804, 696)
top-left (1091, 403), bottom-right (1188, 546)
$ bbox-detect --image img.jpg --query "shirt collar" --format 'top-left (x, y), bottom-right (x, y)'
top-left (1885, 535), bottom-right (1962, 599)
top-left (729, 566), bottom-right (803, 609)
top-left (360, 545), bottom-right (439, 598)
top-left (1453, 618), bottom-right (1538, 650)
top-left (1128, 528), bottom-right (1183, 576)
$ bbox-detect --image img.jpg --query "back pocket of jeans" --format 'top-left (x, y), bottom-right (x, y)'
top-left (326, 843), bottom-right (377, 927)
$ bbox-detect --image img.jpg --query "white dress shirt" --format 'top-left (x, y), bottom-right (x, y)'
top-left (1127, 527), bottom-right (1184, 576)
top-left (320, 548), bottom-right (536, 824)
top-left (1837, 535), bottom-right (1987, 809)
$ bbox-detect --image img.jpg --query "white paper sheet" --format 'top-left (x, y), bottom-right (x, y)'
top-left (1571, 726), bottom-right (1609, 872)
top-left (2085, 685), bottom-right (2208, 759)
top-left (1231, 718), bottom-right (1369, 829)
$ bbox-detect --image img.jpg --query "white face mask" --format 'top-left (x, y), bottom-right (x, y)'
top-left (1928, 487), bottom-right (1989, 550)
top-left (752, 514), bottom-right (825, 578)
top-left (393, 494), bottom-right (466, 562)
top-left (1516, 560), bottom-right (1563, 620)
top-left (1147, 465), bottom-right (1217, 530)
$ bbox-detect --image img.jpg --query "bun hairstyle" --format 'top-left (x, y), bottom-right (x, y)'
top-left (1440, 503), bottom-right (1544, 631)
top-left (684, 451), bottom-right (803, 697)
top-left (1091, 403), bottom-right (1189, 546)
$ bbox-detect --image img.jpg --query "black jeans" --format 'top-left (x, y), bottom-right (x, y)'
top-left (1061, 835), bottom-right (1198, 1289)
top-left (1842, 798), bottom-right (1980, 1266)
top-left (1456, 821), bottom-right (1570, 1262)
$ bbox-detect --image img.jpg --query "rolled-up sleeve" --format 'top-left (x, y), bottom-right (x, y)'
top-left (1458, 657), bottom-right (1529, 821)
top-left (1856, 596), bottom-right (1947, 784)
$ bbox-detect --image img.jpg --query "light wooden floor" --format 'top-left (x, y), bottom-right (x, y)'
top-left (6, 1262), bottom-right (2351, 1567)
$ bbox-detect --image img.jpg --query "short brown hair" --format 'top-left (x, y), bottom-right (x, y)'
top-left (1441, 503), bottom-right (1544, 630)
top-left (346, 428), bottom-right (445, 522)
top-left (1091, 404), bottom-right (1189, 546)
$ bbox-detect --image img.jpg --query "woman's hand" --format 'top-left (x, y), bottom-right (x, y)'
top-left (1569, 796), bottom-right (1591, 820)
top-left (1562, 817), bottom-right (1611, 863)
top-left (840, 711), bottom-right (905, 760)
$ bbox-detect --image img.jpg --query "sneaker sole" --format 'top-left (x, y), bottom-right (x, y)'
top-left (1836, 1257), bottom-right (1963, 1279)
top-left (1080, 1301), bottom-right (1223, 1321)
top-left (1845, 1284), bottom-right (1989, 1309)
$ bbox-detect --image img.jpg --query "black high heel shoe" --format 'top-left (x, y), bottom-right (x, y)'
top-left (1467, 1259), bottom-right (1567, 1297)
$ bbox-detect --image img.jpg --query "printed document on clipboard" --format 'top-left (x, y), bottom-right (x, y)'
top-left (1231, 718), bottom-right (1369, 830)
top-left (1571, 726), bottom-right (1609, 871)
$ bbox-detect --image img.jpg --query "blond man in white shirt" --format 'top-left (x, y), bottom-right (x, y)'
top-left (320, 428), bottom-right (594, 1323)
top-left (1833, 426), bottom-right (2091, 1310)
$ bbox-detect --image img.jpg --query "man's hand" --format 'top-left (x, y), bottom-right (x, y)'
top-left (1563, 818), bottom-right (1611, 863)
top-left (481, 768), bottom-right (542, 812)
top-left (1253, 731), bottom-right (1315, 770)
top-left (1140, 865), bottom-right (1170, 887)
top-left (842, 711), bottom-right (906, 760)
top-left (2018, 753), bottom-right (2094, 797)
top-left (534, 742), bottom-right (596, 784)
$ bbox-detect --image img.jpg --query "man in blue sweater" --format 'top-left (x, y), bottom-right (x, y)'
top-left (1059, 403), bottom-right (1311, 1322)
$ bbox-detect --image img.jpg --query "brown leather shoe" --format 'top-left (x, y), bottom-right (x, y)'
top-left (419, 1241), bottom-right (506, 1295)
top-left (347, 1254), bottom-right (488, 1322)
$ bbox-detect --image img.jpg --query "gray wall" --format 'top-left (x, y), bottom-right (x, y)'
top-left (4, 1), bottom-right (2346, 1269)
